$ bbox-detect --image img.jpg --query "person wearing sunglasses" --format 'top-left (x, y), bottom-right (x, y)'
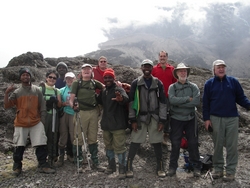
top-left (93, 56), bottom-right (108, 94)
top-left (41, 69), bottom-right (62, 166)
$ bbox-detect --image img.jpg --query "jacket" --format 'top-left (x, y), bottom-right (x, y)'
top-left (4, 84), bottom-right (46, 127)
top-left (168, 80), bottom-right (200, 121)
top-left (152, 63), bottom-right (177, 98)
top-left (129, 75), bottom-right (167, 124)
top-left (99, 83), bottom-right (129, 131)
top-left (202, 75), bottom-right (250, 121)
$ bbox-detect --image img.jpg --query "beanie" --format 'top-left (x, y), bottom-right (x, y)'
top-left (56, 62), bottom-right (68, 71)
top-left (103, 68), bottom-right (115, 79)
top-left (19, 67), bottom-right (32, 79)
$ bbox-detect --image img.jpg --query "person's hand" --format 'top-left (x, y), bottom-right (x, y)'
top-left (5, 83), bottom-right (16, 94)
top-left (122, 83), bottom-right (131, 93)
top-left (158, 122), bottom-right (164, 132)
top-left (204, 120), bottom-right (212, 131)
top-left (131, 122), bottom-right (138, 132)
top-left (115, 80), bottom-right (122, 87)
top-left (111, 91), bottom-right (123, 102)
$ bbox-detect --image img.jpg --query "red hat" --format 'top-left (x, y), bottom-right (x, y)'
top-left (103, 68), bottom-right (115, 79)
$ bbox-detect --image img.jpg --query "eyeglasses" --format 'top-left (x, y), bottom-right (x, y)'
top-left (48, 76), bottom-right (57, 80)
top-left (100, 61), bottom-right (106, 63)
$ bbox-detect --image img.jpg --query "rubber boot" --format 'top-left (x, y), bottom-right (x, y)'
top-left (55, 148), bottom-right (65, 167)
top-left (89, 143), bottom-right (105, 172)
top-left (118, 152), bottom-right (126, 179)
top-left (153, 143), bottom-right (166, 177)
top-left (126, 142), bottom-right (140, 178)
top-left (13, 146), bottom-right (25, 177)
top-left (105, 150), bottom-right (116, 174)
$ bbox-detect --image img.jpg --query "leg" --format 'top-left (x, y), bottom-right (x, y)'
top-left (152, 143), bottom-right (166, 177)
top-left (126, 142), bottom-right (140, 178)
top-left (36, 145), bottom-right (55, 174)
top-left (103, 130), bottom-right (116, 174)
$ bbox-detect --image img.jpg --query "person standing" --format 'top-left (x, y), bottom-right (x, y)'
top-left (55, 72), bottom-right (76, 167)
top-left (202, 60), bottom-right (250, 181)
top-left (167, 63), bottom-right (201, 177)
top-left (98, 68), bottom-right (129, 179)
top-left (4, 68), bottom-right (55, 176)
top-left (152, 51), bottom-right (177, 145)
top-left (126, 59), bottom-right (167, 178)
top-left (69, 64), bottom-right (105, 172)
top-left (93, 56), bottom-right (108, 94)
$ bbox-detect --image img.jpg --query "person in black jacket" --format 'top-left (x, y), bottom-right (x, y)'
top-left (98, 68), bottom-right (129, 179)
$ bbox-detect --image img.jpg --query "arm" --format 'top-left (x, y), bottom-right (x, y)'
top-left (168, 84), bottom-right (190, 105)
top-left (112, 87), bottom-right (129, 104)
top-left (38, 87), bottom-right (46, 125)
top-left (4, 84), bottom-right (17, 109)
top-left (177, 83), bottom-right (200, 108)
top-left (202, 80), bottom-right (211, 121)
top-left (234, 78), bottom-right (250, 110)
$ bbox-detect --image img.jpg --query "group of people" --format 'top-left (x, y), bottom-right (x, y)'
top-left (4, 51), bottom-right (250, 182)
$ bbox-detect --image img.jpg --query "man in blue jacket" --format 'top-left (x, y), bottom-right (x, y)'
top-left (203, 60), bottom-right (250, 181)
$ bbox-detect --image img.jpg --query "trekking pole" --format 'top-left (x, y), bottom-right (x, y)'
top-left (76, 112), bottom-right (91, 170)
top-left (51, 103), bottom-right (57, 167)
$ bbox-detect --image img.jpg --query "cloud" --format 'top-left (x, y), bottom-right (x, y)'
top-left (0, 0), bottom-right (249, 68)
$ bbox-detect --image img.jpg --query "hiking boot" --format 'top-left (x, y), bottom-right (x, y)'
top-left (126, 158), bottom-right (134, 178)
top-left (105, 158), bottom-right (116, 174)
top-left (211, 170), bottom-right (223, 179)
top-left (67, 155), bottom-right (74, 163)
top-left (223, 174), bottom-right (235, 182)
top-left (39, 162), bottom-right (56, 174)
top-left (193, 168), bottom-right (201, 177)
top-left (92, 163), bottom-right (105, 172)
top-left (55, 155), bottom-right (64, 167)
top-left (118, 164), bottom-right (126, 180)
top-left (167, 168), bottom-right (176, 177)
top-left (13, 168), bottom-right (22, 177)
top-left (157, 160), bottom-right (166, 177)
top-left (82, 157), bottom-right (88, 165)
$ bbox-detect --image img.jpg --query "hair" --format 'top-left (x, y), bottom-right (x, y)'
top-left (98, 56), bottom-right (107, 61)
top-left (159, 50), bottom-right (168, 57)
top-left (45, 69), bottom-right (59, 82)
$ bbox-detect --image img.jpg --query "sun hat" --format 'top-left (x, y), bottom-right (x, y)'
top-left (173, 63), bottom-right (190, 79)
top-left (65, 72), bottom-right (75, 78)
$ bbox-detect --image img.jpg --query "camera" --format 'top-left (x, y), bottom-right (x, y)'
top-left (208, 125), bottom-right (213, 132)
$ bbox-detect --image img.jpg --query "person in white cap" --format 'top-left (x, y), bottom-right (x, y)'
top-left (203, 60), bottom-right (250, 181)
top-left (167, 63), bottom-right (201, 177)
top-left (69, 64), bottom-right (105, 172)
top-left (55, 72), bottom-right (76, 167)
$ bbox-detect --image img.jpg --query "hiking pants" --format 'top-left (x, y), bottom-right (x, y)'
top-left (169, 117), bottom-right (201, 170)
top-left (210, 115), bottom-right (238, 175)
top-left (103, 129), bottom-right (126, 154)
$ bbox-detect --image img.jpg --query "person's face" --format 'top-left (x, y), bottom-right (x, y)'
top-left (46, 73), bottom-right (57, 86)
top-left (141, 64), bottom-right (153, 77)
top-left (81, 67), bottom-right (92, 78)
top-left (20, 73), bottom-right (31, 84)
top-left (98, 58), bottom-right (108, 70)
top-left (176, 69), bottom-right (188, 82)
top-left (65, 77), bottom-right (74, 87)
top-left (57, 65), bottom-right (67, 76)
top-left (214, 65), bottom-right (226, 78)
top-left (104, 75), bottom-right (114, 87)
top-left (159, 52), bottom-right (168, 64)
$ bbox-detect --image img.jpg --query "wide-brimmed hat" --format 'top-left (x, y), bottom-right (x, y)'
top-left (173, 63), bottom-right (190, 79)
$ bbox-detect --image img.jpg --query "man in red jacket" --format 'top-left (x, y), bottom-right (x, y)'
top-left (152, 51), bottom-right (177, 146)
top-left (93, 56), bottom-right (108, 94)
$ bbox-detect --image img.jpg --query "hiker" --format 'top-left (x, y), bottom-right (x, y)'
top-left (152, 50), bottom-right (177, 146)
top-left (167, 63), bottom-right (201, 177)
top-left (55, 72), bottom-right (76, 167)
top-left (55, 61), bottom-right (74, 163)
top-left (126, 59), bottom-right (167, 178)
top-left (69, 63), bottom-right (105, 172)
top-left (98, 68), bottom-right (129, 179)
top-left (41, 69), bottom-right (62, 166)
top-left (93, 56), bottom-right (107, 84)
top-left (202, 60), bottom-right (250, 181)
top-left (4, 68), bottom-right (55, 176)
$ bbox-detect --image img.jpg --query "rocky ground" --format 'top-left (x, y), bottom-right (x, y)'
top-left (1, 53), bottom-right (250, 187)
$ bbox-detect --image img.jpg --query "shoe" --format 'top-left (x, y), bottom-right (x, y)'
top-left (54, 155), bottom-right (64, 167)
top-left (167, 168), bottom-right (176, 177)
top-left (223, 174), bottom-right (235, 182)
top-left (67, 155), bottom-right (74, 163)
top-left (39, 163), bottom-right (56, 174)
top-left (82, 158), bottom-right (88, 165)
top-left (211, 170), bottom-right (223, 179)
top-left (13, 168), bottom-right (22, 177)
top-left (92, 163), bottom-right (105, 172)
top-left (126, 170), bottom-right (134, 178)
top-left (193, 168), bottom-right (201, 177)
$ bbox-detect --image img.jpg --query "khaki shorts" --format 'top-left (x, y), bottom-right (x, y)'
top-left (13, 121), bottom-right (47, 147)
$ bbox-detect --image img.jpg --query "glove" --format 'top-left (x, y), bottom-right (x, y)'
top-left (49, 95), bottom-right (58, 104)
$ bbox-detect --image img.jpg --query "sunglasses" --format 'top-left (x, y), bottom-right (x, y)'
top-left (100, 61), bottom-right (106, 63)
top-left (48, 76), bottom-right (57, 80)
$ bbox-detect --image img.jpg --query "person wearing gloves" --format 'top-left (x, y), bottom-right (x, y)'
top-left (203, 60), bottom-right (250, 181)
top-left (98, 68), bottom-right (129, 179)
top-left (4, 68), bottom-right (55, 176)
top-left (55, 72), bottom-right (76, 167)
top-left (167, 63), bottom-right (201, 177)
top-left (126, 59), bottom-right (167, 178)
top-left (41, 69), bottom-right (62, 166)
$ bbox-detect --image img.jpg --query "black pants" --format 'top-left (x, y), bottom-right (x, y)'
top-left (169, 117), bottom-right (201, 170)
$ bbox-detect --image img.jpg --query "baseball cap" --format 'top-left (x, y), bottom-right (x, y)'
top-left (81, 64), bottom-right (93, 69)
top-left (65, 72), bottom-right (75, 78)
top-left (213, 60), bottom-right (227, 67)
top-left (141, 59), bottom-right (154, 66)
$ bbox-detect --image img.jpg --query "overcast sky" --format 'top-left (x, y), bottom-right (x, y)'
top-left (0, 0), bottom-right (249, 68)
